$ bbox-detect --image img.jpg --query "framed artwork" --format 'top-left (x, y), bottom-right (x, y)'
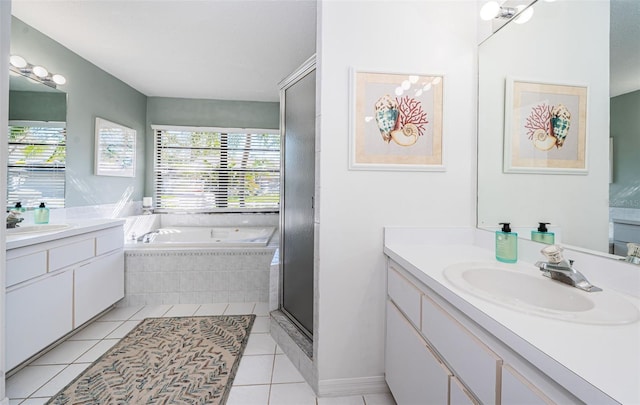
top-left (95, 117), bottom-right (136, 177)
top-left (504, 78), bottom-right (588, 174)
top-left (350, 70), bottom-right (444, 171)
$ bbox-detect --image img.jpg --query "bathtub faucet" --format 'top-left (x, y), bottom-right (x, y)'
top-left (137, 230), bottom-right (159, 243)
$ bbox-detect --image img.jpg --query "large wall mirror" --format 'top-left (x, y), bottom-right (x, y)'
top-left (478, 0), bottom-right (639, 258)
top-left (8, 73), bottom-right (67, 209)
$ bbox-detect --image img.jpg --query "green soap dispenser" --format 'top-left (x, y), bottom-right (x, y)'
top-left (496, 222), bottom-right (518, 263)
top-left (531, 222), bottom-right (555, 244)
top-left (34, 202), bottom-right (50, 224)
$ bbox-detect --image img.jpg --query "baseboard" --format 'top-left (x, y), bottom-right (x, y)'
top-left (317, 375), bottom-right (389, 397)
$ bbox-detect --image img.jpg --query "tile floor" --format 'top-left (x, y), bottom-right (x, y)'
top-left (6, 302), bottom-right (396, 405)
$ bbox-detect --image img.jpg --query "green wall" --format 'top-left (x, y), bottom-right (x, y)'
top-left (9, 90), bottom-right (66, 122)
top-left (10, 18), bottom-right (281, 208)
top-left (11, 16), bottom-right (147, 207)
top-left (610, 89), bottom-right (640, 209)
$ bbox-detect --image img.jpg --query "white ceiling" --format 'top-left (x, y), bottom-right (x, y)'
top-left (11, 0), bottom-right (317, 102)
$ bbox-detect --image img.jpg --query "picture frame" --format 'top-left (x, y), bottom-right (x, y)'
top-left (349, 69), bottom-right (444, 171)
top-left (504, 78), bottom-right (588, 174)
top-left (95, 117), bottom-right (136, 177)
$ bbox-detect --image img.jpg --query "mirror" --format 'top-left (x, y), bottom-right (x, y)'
top-left (8, 72), bottom-right (67, 209)
top-left (478, 0), bottom-right (640, 258)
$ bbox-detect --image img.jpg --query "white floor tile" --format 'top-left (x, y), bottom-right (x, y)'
top-left (163, 304), bottom-right (201, 317)
top-left (253, 302), bottom-right (270, 316)
top-left (269, 382), bottom-right (317, 405)
top-left (99, 305), bottom-right (144, 321)
top-left (276, 344), bottom-right (284, 354)
top-left (318, 395), bottom-right (365, 405)
top-left (226, 384), bottom-right (271, 405)
top-left (251, 316), bottom-right (270, 334)
top-left (67, 321), bottom-right (122, 340)
top-left (272, 354), bottom-right (305, 384)
top-left (105, 320), bottom-right (141, 339)
top-left (32, 364), bottom-right (89, 397)
top-left (225, 302), bottom-right (256, 315)
top-left (6, 365), bottom-right (66, 399)
top-left (194, 303), bottom-right (228, 316)
top-left (74, 339), bottom-right (119, 363)
top-left (244, 334), bottom-right (277, 356)
top-left (363, 392), bottom-right (397, 405)
top-left (129, 304), bottom-right (172, 320)
top-left (232, 355), bottom-right (275, 385)
top-left (9, 400), bottom-right (22, 405)
top-left (31, 340), bottom-right (98, 366)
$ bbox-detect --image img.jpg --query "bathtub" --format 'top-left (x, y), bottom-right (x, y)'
top-left (131, 226), bottom-right (276, 248)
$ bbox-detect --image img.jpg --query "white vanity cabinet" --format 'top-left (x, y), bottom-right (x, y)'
top-left (385, 260), bottom-right (581, 405)
top-left (5, 222), bottom-right (125, 370)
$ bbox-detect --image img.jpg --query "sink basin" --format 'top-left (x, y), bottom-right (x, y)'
top-left (444, 262), bottom-right (639, 325)
top-left (6, 223), bottom-right (71, 236)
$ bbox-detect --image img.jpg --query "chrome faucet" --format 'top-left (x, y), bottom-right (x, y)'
top-left (136, 230), bottom-right (159, 243)
top-left (535, 245), bottom-right (602, 292)
top-left (6, 211), bottom-right (24, 229)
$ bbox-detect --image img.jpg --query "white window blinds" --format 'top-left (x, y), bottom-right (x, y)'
top-left (7, 122), bottom-right (66, 209)
top-left (153, 126), bottom-right (280, 212)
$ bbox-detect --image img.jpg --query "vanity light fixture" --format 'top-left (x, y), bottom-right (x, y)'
top-left (514, 5), bottom-right (534, 24)
top-left (480, 1), bottom-right (517, 21)
top-left (8, 54), bottom-right (66, 89)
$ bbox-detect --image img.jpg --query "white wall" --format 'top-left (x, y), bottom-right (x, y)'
top-left (1, 0), bottom-right (10, 401)
top-left (316, 0), bottom-right (477, 391)
top-left (477, 0), bottom-right (610, 252)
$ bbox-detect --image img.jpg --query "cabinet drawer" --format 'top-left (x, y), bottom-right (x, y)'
top-left (386, 301), bottom-right (450, 405)
top-left (388, 265), bottom-right (422, 327)
top-left (450, 376), bottom-right (479, 405)
top-left (49, 238), bottom-right (95, 271)
top-left (421, 294), bottom-right (502, 405)
top-left (613, 222), bottom-right (640, 243)
top-left (96, 227), bottom-right (124, 256)
top-left (6, 250), bottom-right (47, 287)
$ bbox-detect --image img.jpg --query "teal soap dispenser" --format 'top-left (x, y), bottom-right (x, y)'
top-left (531, 222), bottom-right (555, 244)
top-left (496, 222), bottom-right (518, 263)
top-left (34, 202), bottom-right (50, 224)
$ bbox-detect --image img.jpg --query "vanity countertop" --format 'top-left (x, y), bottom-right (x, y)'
top-left (384, 232), bottom-right (640, 404)
top-left (6, 218), bottom-right (125, 250)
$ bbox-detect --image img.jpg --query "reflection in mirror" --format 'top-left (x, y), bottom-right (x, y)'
top-left (478, 0), bottom-right (640, 259)
top-left (8, 73), bottom-right (67, 209)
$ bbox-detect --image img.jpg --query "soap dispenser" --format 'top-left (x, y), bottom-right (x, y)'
top-left (531, 222), bottom-right (555, 244)
top-left (496, 222), bottom-right (518, 263)
top-left (34, 202), bottom-right (50, 224)
top-left (13, 202), bottom-right (25, 213)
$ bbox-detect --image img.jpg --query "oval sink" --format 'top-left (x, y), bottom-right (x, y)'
top-left (444, 262), bottom-right (640, 325)
top-left (7, 223), bottom-right (71, 235)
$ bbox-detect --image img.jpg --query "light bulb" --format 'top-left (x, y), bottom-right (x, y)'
top-left (480, 1), bottom-right (500, 21)
top-left (10, 55), bottom-right (27, 68)
top-left (33, 65), bottom-right (48, 78)
top-left (52, 74), bottom-right (66, 85)
top-left (514, 5), bottom-right (534, 24)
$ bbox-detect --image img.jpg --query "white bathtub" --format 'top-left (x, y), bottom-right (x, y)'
top-left (131, 226), bottom-right (276, 248)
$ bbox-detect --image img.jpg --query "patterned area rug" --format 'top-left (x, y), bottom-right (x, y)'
top-left (47, 315), bottom-right (255, 405)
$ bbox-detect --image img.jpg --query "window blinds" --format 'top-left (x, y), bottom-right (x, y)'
top-left (153, 126), bottom-right (280, 212)
top-left (7, 122), bottom-right (66, 209)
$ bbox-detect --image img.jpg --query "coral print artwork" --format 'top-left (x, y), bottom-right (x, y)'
top-left (351, 71), bottom-right (444, 171)
top-left (505, 79), bottom-right (587, 174)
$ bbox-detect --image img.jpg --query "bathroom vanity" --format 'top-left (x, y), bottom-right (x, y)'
top-left (383, 228), bottom-right (640, 405)
top-left (5, 219), bottom-right (125, 370)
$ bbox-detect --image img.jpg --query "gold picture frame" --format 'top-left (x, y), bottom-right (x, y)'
top-left (504, 78), bottom-right (588, 174)
top-left (349, 70), bottom-right (444, 171)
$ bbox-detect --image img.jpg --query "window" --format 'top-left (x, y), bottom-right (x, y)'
top-left (153, 126), bottom-right (280, 212)
top-left (7, 122), bottom-right (66, 209)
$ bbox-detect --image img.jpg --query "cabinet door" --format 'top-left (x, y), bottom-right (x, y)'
top-left (6, 271), bottom-right (73, 370)
top-left (502, 365), bottom-right (555, 405)
top-left (450, 376), bottom-right (479, 405)
top-left (386, 301), bottom-right (450, 405)
top-left (74, 250), bottom-right (125, 326)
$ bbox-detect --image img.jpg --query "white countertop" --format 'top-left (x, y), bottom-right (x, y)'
top-left (6, 218), bottom-right (125, 250)
top-left (384, 232), bottom-right (640, 404)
